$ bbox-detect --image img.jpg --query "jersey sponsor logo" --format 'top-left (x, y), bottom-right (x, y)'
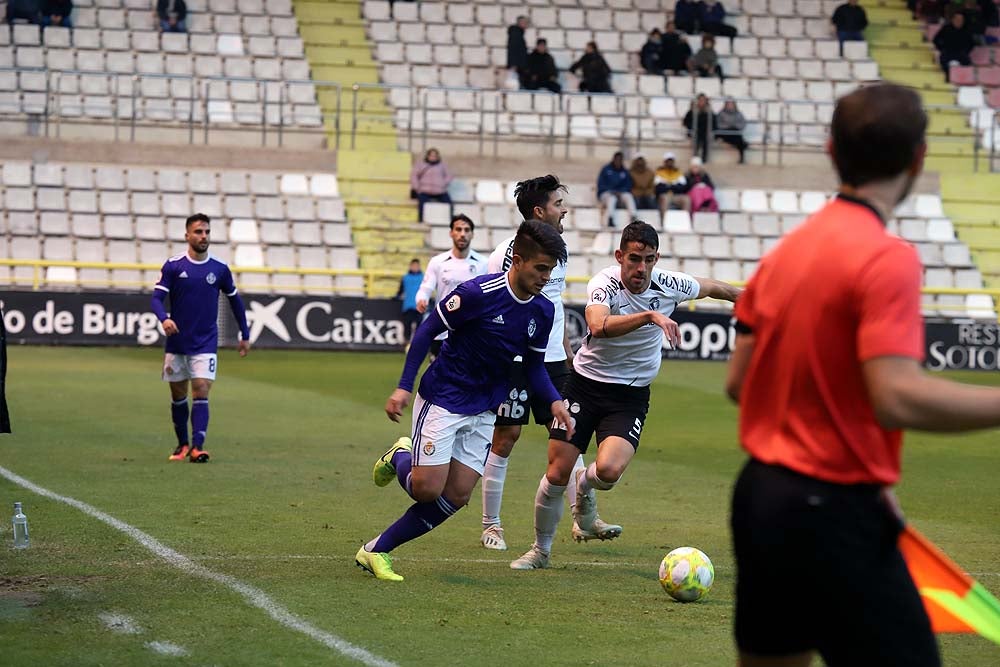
top-left (550, 399), bottom-right (577, 433)
top-left (497, 389), bottom-right (530, 419)
top-left (492, 314), bottom-right (505, 324)
top-left (423, 441), bottom-right (435, 456)
top-left (179, 271), bottom-right (188, 278)
top-left (591, 288), bottom-right (608, 303)
top-left (206, 272), bottom-right (217, 285)
top-left (446, 295), bottom-right (461, 312)
top-left (528, 318), bottom-right (536, 337)
top-left (657, 272), bottom-right (694, 295)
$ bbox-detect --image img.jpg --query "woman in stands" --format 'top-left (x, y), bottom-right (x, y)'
top-left (569, 42), bottom-right (613, 94)
top-left (410, 148), bottom-right (453, 223)
top-left (715, 98), bottom-right (749, 164)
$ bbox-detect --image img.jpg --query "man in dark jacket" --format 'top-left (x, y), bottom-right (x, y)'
top-left (597, 152), bottom-right (637, 227)
top-left (5, 0), bottom-right (41, 24)
top-left (522, 39), bottom-right (561, 92)
top-left (674, 0), bottom-right (700, 34)
top-left (683, 93), bottom-right (716, 162)
top-left (933, 11), bottom-right (976, 80)
top-left (40, 0), bottom-right (71, 26)
top-left (661, 21), bottom-right (693, 74)
top-left (157, 0), bottom-right (187, 32)
top-left (641, 29), bottom-right (663, 74)
top-left (570, 41), bottom-right (613, 93)
top-left (831, 0), bottom-right (868, 55)
top-left (700, 0), bottom-right (738, 39)
top-left (507, 16), bottom-right (529, 72)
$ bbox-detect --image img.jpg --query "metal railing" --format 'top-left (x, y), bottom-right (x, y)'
top-left (2, 67), bottom-right (996, 169)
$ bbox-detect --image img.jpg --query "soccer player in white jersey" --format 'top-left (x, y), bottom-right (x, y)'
top-left (416, 214), bottom-right (487, 356)
top-left (480, 175), bottom-right (593, 551)
top-left (511, 221), bottom-right (741, 569)
top-left (150, 213), bottom-right (251, 463)
top-left (355, 221), bottom-right (574, 582)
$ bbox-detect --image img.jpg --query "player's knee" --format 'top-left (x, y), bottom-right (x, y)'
top-left (409, 477), bottom-right (446, 503)
top-left (596, 463), bottom-right (625, 485)
top-left (447, 488), bottom-right (473, 507)
top-left (491, 426), bottom-right (520, 457)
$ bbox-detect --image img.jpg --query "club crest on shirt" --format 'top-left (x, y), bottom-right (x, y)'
top-left (446, 295), bottom-right (461, 312)
top-left (528, 318), bottom-right (536, 337)
top-left (650, 296), bottom-right (660, 310)
top-left (423, 441), bottom-right (435, 456)
top-left (206, 272), bottom-right (217, 285)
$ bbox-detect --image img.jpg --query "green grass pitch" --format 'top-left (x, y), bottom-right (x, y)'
top-left (0, 347), bottom-right (998, 666)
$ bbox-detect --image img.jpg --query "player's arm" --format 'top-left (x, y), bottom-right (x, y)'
top-left (385, 303), bottom-right (449, 422)
top-left (524, 348), bottom-right (575, 439)
top-left (694, 277), bottom-right (742, 302)
top-left (151, 264), bottom-right (178, 335)
top-left (225, 289), bottom-right (251, 357)
top-left (414, 258), bottom-right (438, 313)
top-left (562, 327), bottom-right (574, 367)
top-left (585, 303), bottom-right (680, 347)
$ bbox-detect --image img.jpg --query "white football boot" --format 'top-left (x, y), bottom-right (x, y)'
top-left (510, 547), bottom-right (550, 570)
top-left (481, 524), bottom-right (508, 551)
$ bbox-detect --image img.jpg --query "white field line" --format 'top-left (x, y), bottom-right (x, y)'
top-left (0, 465), bottom-right (397, 667)
top-left (146, 641), bottom-right (189, 657)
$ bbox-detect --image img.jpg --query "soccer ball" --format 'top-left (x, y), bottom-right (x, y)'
top-left (658, 547), bottom-right (715, 602)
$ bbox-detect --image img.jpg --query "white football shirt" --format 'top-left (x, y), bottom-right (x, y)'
top-left (417, 249), bottom-right (488, 340)
top-left (488, 235), bottom-right (567, 362)
top-left (574, 265), bottom-right (700, 387)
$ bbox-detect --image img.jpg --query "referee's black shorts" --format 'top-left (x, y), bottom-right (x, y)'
top-left (731, 458), bottom-right (940, 667)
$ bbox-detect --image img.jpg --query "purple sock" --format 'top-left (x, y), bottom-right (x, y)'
top-left (191, 399), bottom-right (209, 447)
top-left (392, 449), bottom-right (413, 496)
top-left (171, 399), bottom-right (189, 445)
top-left (371, 494), bottom-right (460, 553)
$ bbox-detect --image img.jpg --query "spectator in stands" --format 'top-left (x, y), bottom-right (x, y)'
top-left (980, 0), bottom-right (1000, 30)
top-left (597, 151), bottom-right (637, 227)
top-left (629, 155), bottom-right (658, 210)
top-left (715, 98), bottom-right (749, 164)
top-left (832, 0), bottom-right (868, 56)
top-left (521, 39), bottom-right (561, 93)
top-left (570, 41), bottom-right (613, 93)
top-left (683, 93), bottom-right (715, 162)
top-left (641, 29), bottom-right (664, 74)
top-left (410, 148), bottom-right (453, 223)
top-left (662, 21), bottom-right (694, 74)
top-left (507, 16), bottom-right (529, 76)
top-left (700, 0), bottom-right (738, 41)
top-left (933, 11), bottom-right (975, 80)
top-left (5, 0), bottom-right (41, 25)
top-left (157, 0), bottom-right (188, 33)
top-left (397, 258), bottom-right (424, 348)
top-left (684, 156), bottom-right (718, 212)
top-left (40, 0), bottom-right (72, 28)
top-left (674, 0), bottom-right (700, 34)
top-left (961, 0), bottom-right (988, 44)
top-left (654, 152), bottom-right (690, 213)
top-left (688, 34), bottom-right (724, 81)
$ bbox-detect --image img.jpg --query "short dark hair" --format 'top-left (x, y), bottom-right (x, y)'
top-left (513, 219), bottom-right (567, 264)
top-left (830, 83), bottom-right (927, 187)
top-left (186, 213), bottom-right (210, 229)
top-left (619, 220), bottom-right (659, 251)
top-left (514, 175), bottom-right (566, 220)
top-left (409, 258), bottom-right (420, 264)
top-left (536, 38), bottom-right (547, 46)
top-left (450, 214), bottom-right (474, 231)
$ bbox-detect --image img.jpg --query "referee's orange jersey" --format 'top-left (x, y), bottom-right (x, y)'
top-left (733, 195), bottom-right (924, 485)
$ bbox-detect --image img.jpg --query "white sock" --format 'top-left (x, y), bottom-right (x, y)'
top-left (533, 475), bottom-right (566, 554)
top-left (584, 462), bottom-right (617, 492)
top-left (364, 536), bottom-right (379, 552)
top-left (567, 454), bottom-right (586, 509)
top-left (481, 451), bottom-right (509, 528)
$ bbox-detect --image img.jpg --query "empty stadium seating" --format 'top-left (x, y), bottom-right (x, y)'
top-left (0, 160), bottom-right (355, 292)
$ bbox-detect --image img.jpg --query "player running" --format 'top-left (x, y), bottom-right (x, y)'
top-left (150, 213), bottom-right (250, 463)
top-left (480, 174), bottom-right (589, 551)
top-left (356, 221), bottom-right (574, 582)
top-left (511, 221), bottom-right (740, 570)
top-left (416, 214), bottom-right (487, 357)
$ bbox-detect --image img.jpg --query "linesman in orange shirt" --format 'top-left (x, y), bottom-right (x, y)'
top-left (726, 83), bottom-right (1000, 667)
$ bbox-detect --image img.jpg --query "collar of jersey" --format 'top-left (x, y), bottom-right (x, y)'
top-left (185, 252), bottom-right (212, 265)
top-left (834, 193), bottom-right (885, 226)
top-left (505, 272), bottom-right (533, 304)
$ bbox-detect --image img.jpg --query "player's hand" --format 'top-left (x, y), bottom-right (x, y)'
top-left (551, 401), bottom-right (575, 440)
top-left (416, 299), bottom-right (428, 314)
top-left (237, 339), bottom-right (251, 357)
top-left (650, 312), bottom-right (680, 348)
top-left (162, 318), bottom-right (179, 336)
top-left (385, 388), bottom-right (412, 423)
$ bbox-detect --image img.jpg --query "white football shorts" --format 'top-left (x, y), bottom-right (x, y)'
top-left (410, 393), bottom-right (496, 474)
top-left (162, 353), bottom-right (218, 382)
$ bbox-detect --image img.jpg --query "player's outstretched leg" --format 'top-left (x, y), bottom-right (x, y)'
top-left (373, 437), bottom-right (413, 488)
top-left (189, 398), bottom-right (210, 462)
top-left (355, 546), bottom-right (403, 582)
top-left (168, 398), bottom-right (191, 461)
top-left (481, 448), bottom-right (510, 550)
top-left (572, 465), bottom-right (622, 542)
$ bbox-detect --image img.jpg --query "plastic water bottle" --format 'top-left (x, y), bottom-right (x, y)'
top-left (12, 502), bottom-right (28, 549)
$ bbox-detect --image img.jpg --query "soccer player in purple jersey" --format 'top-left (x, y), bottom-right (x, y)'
top-left (355, 220), bottom-right (575, 582)
top-left (150, 213), bottom-right (251, 463)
